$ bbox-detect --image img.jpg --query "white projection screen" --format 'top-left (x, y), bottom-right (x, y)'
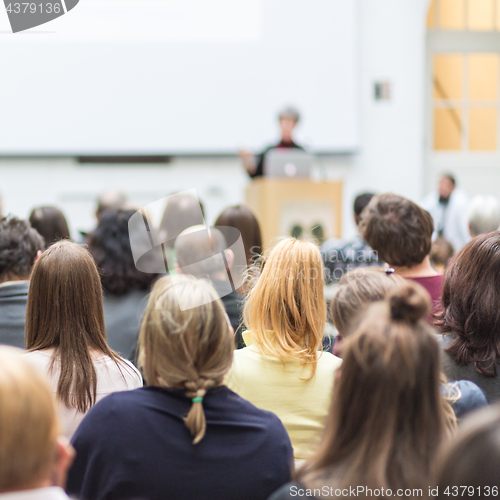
top-left (0, 0), bottom-right (360, 154)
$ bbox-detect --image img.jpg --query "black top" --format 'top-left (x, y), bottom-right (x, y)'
top-left (440, 333), bottom-right (500, 403)
top-left (251, 139), bottom-right (303, 178)
top-left (0, 281), bottom-right (29, 348)
top-left (269, 482), bottom-right (317, 500)
top-left (103, 289), bottom-right (149, 361)
top-left (67, 385), bottom-right (293, 500)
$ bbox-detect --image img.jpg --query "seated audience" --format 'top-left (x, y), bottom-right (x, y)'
top-left (271, 283), bottom-right (450, 499)
top-left (95, 190), bottom-right (127, 220)
top-left (321, 193), bottom-right (380, 283)
top-left (436, 406), bottom-right (500, 500)
top-left (29, 206), bottom-right (71, 246)
top-left (0, 346), bottom-right (74, 500)
top-left (24, 240), bottom-right (142, 438)
top-left (437, 232), bottom-right (500, 402)
top-left (215, 204), bottom-right (262, 269)
top-left (67, 275), bottom-right (293, 500)
top-left (0, 216), bottom-right (44, 348)
top-left (175, 226), bottom-right (244, 341)
top-left (360, 193), bottom-right (443, 317)
top-left (467, 195), bottom-right (500, 237)
top-left (226, 238), bottom-right (342, 460)
top-left (331, 268), bottom-right (486, 419)
top-left (88, 208), bottom-right (158, 360)
top-left (430, 236), bottom-right (454, 273)
top-left (158, 192), bottom-right (205, 272)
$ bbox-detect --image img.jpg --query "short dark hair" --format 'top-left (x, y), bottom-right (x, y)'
top-left (87, 208), bottom-right (158, 296)
top-left (437, 232), bottom-right (500, 377)
top-left (353, 193), bottom-right (376, 218)
top-left (359, 194), bottom-right (434, 267)
top-left (0, 217), bottom-right (45, 281)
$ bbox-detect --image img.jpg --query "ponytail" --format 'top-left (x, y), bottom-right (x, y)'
top-left (184, 378), bottom-right (217, 444)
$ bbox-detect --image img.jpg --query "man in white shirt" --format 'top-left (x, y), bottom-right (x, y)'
top-left (420, 174), bottom-right (470, 251)
top-left (0, 347), bottom-right (73, 500)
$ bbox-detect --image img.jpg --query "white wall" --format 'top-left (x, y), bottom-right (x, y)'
top-left (0, 0), bottom-right (432, 240)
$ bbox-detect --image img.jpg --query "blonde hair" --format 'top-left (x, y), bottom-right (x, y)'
top-left (0, 347), bottom-right (59, 492)
top-left (244, 238), bottom-right (326, 377)
top-left (138, 275), bottom-right (233, 444)
top-left (331, 267), bottom-right (406, 337)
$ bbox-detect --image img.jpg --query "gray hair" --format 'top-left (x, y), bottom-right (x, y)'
top-left (278, 106), bottom-right (300, 123)
top-left (468, 195), bottom-right (500, 237)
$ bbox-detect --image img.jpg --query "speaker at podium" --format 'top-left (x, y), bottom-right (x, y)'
top-left (245, 176), bottom-right (343, 251)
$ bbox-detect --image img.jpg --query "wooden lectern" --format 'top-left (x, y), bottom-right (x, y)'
top-left (245, 178), bottom-right (343, 251)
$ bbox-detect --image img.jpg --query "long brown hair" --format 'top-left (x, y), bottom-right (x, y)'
top-left (436, 232), bottom-right (500, 377)
top-left (26, 240), bottom-right (125, 413)
top-left (138, 275), bottom-right (233, 444)
top-left (299, 283), bottom-right (447, 495)
top-left (243, 238), bottom-right (326, 377)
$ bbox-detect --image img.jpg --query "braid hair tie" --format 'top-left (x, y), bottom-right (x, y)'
top-left (192, 397), bottom-right (203, 403)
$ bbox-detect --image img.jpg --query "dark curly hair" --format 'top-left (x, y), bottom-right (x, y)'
top-left (87, 208), bottom-right (158, 296)
top-left (0, 216), bottom-right (45, 282)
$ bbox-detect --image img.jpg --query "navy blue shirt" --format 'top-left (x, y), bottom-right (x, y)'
top-left (67, 385), bottom-right (293, 500)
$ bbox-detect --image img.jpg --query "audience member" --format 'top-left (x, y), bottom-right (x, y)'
top-left (174, 226), bottom-right (244, 343)
top-left (421, 174), bottom-right (469, 251)
top-left (360, 193), bottom-right (443, 317)
top-left (271, 283), bottom-right (450, 499)
top-left (29, 206), bottom-right (71, 247)
top-left (95, 190), bottom-right (127, 220)
top-left (467, 195), bottom-right (500, 237)
top-left (437, 232), bottom-right (500, 402)
top-left (67, 275), bottom-right (293, 500)
top-left (435, 406), bottom-right (500, 500)
top-left (158, 192), bottom-right (205, 273)
top-left (0, 217), bottom-right (44, 348)
top-left (0, 346), bottom-right (74, 500)
top-left (331, 268), bottom-right (486, 419)
top-left (226, 238), bottom-right (342, 460)
top-left (321, 193), bottom-right (380, 283)
top-left (215, 204), bottom-right (262, 269)
top-left (24, 240), bottom-right (142, 438)
top-left (430, 236), bottom-right (454, 273)
top-left (88, 208), bottom-right (158, 360)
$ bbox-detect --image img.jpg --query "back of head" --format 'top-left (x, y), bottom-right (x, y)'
top-left (353, 192), bottom-right (375, 220)
top-left (304, 282), bottom-right (444, 491)
top-left (174, 226), bottom-right (228, 279)
top-left (138, 275), bottom-right (233, 444)
top-left (0, 346), bottom-right (59, 492)
top-left (26, 240), bottom-right (114, 412)
top-left (159, 193), bottom-right (205, 249)
top-left (215, 205), bottom-right (262, 266)
top-left (331, 267), bottom-right (406, 337)
top-left (359, 194), bottom-right (434, 268)
top-left (244, 238), bottom-right (325, 374)
top-left (29, 206), bottom-right (71, 247)
top-left (438, 231), bottom-right (500, 377)
top-left (278, 106), bottom-right (300, 123)
top-left (0, 216), bottom-right (44, 283)
top-left (468, 195), bottom-right (500, 237)
top-left (436, 406), bottom-right (500, 498)
top-left (88, 208), bottom-right (157, 296)
top-left (430, 236), bottom-right (454, 271)
top-left (96, 190), bottom-right (127, 219)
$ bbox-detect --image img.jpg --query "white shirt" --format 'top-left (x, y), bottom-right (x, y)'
top-left (24, 350), bottom-right (143, 438)
top-left (0, 487), bottom-right (68, 500)
top-left (420, 188), bottom-right (470, 251)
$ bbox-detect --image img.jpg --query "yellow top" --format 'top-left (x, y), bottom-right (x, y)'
top-left (225, 331), bottom-right (342, 460)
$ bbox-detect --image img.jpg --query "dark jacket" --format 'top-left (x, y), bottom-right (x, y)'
top-left (68, 386), bottom-right (293, 500)
top-left (0, 281), bottom-right (29, 348)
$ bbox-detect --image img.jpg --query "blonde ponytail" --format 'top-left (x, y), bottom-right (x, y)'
top-left (184, 378), bottom-right (217, 444)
